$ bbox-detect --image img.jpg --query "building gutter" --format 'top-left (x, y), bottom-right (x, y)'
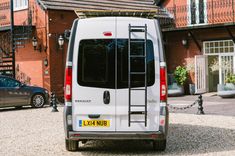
top-left (162, 23), bottom-right (235, 32)
top-left (36, 0), bottom-right (47, 10)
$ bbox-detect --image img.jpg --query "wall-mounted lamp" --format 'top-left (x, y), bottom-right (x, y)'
top-left (58, 35), bottom-right (64, 50)
top-left (44, 58), bottom-right (48, 67)
top-left (32, 37), bottom-right (42, 52)
top-left (182, 38), bottom-right (189, 49)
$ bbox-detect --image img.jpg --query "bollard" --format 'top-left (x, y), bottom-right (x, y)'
top-left (197, 94), bottom-right (205, 115)
top-left (51, 92), bottom-right (59, 112)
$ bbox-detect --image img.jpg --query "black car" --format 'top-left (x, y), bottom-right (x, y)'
top-left (0, 75), bottom-right (49, 108)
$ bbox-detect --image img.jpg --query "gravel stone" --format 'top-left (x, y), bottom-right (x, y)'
top-left (0, 106), bottom-right (235, 156)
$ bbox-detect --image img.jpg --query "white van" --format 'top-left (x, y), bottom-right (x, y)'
top-left (64, 16), bottom-right (168, 151)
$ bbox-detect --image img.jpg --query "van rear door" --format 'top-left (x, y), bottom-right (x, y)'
top-left (72, 18), bottom-right (116, 131)
top-left (116, 17), bottom-right (160, 131)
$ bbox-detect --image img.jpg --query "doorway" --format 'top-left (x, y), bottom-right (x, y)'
top-left (204, 40), bottom-right (235, 92)
top-left (208, 56), bottom-right (219, 92)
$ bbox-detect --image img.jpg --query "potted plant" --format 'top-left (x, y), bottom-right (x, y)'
top-left (185, 60), bottom-right (195, 95)
top-left (225, 74), bottom-right (235, 88)
top-left (173, 66), bottom-right (188, 95)
top-left (217, 73), bottom-right (235, 98)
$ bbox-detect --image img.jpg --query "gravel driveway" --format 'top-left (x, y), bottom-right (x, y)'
top-left (0, 106), bottom-right (235, 156)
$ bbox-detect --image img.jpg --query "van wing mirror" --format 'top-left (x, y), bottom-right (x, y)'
top-left (64, 29), bottom-right (71, 40)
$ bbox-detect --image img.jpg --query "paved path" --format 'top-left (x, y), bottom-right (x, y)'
top-left (0, 106), bottom-right (235, 156)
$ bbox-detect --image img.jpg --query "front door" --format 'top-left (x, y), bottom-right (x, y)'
top-left (219, 55), bottom-right (235, 84)
top-left (195, 55), bottom-right (208, 94)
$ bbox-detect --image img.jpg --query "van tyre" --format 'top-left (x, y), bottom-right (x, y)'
top-left (65, 139), bottom-right (79, 151)
top-left (153, 140), bottom-right (166, 151)
top-left (31, 94), bottom-right (45, 108)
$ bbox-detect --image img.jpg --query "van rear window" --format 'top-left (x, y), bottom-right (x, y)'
top-left (77, 39), bottom-right (155, 89)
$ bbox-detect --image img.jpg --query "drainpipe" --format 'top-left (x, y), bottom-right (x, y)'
top-left (10, 0), bottom-right (15, 78)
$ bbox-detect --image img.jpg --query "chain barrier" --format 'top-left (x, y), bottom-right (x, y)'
top-left (167, 95), bottom-right (205, 114)
top-left (167, 100), bottom-right (198, 110)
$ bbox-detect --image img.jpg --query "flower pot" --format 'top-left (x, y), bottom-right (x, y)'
top-left (189, 84), bottom-right (195, 95)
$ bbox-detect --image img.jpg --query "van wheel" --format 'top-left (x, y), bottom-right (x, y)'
top-left (31, 94), bottom-right (45, 108)
top-left (65, 139), bottom-right (79, 151)
top-left (153, 140), bottom-right (166, 151)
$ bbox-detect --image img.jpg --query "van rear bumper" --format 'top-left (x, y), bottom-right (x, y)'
top-left (68, 131), bottom-right (165, 140)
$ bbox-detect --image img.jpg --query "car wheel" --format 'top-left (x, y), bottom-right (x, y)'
top-left (153, 140), bottom-right (166, 151)
top-left (31, 94), bottom-right (45, 108)
top-left (65, 139), bottom-right (79, 151)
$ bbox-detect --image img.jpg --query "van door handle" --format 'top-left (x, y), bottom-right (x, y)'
top-left (88, 114), bottom-right (100, 119)
top-left (103, 90), bottom-right (110, 104)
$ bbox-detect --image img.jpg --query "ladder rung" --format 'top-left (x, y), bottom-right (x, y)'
top-left (130, 88), bottom-right (146, 90)
top-left (130, 29), bottom-right (145, 32)
top-left (130, 55), bottom-right (145, 58)
top-left (130, 105), bottom-right (145, 107)
top-left (130, 72), bottom-right (146, 75)
top-left (130, 121), bottom-right (146, 123)
top-left (130, 26), bottom-right (146, 28)
top-left (130, 40), bottom-right (146, 43)
top-left (130, 111), bottom-right (145, 115)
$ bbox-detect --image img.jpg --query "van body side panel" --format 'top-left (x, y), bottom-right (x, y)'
top-left (116, 18), bottom-right (160, 131)
top-left (72, 18), bottom-right (116, 132)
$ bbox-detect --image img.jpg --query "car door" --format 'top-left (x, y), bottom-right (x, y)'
top-left (0, 77), bottom-right (6, 107)
top-left (2, 77), bottom-right (29, 106)
top-left (72, 17), bottom-right (116, 132)
top-left (116, 17), bottom-right (160, 131)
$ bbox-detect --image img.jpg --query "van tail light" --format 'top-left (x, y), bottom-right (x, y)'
top-left (65, 66), bottom-right (72, 102)
top-left (160, 63), bottom-right (167, 102)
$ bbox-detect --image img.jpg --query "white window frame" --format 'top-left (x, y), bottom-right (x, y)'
top-left (14, 0), bottom-right (28, 11)
top-left (187, 0), bottom-right (207, 26)
top-left (203, 40), bottom-right (235, 84)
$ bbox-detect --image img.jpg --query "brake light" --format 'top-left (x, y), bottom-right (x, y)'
top-left (160, 63), bottom-right (167, 102)
top-left (65, 66), bottom-right (72, 102)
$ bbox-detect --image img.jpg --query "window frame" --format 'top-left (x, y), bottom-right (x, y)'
top-left (14, 0), bottom-right (28, 11)
top-left (77, 39), bottom-right (155, 89)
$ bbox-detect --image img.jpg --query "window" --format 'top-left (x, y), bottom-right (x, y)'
top-left (188, 0), bottom-right (207, 25)
top-left (77, 39), bottom-right (115, 88)
top-left (0, 77), bottom-right (20, 88)
top-left (14, 0), bottom-right (28, 11)
top-left (204, 40), bottom-right (234, 54)
top-left (117, 39), bottom-right (155, 89)
top-left (77, 39), bottom-right (155, 89)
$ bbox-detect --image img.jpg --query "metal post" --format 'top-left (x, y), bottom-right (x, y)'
top-left (51, 92), bottom-right (59, 112)
top-left (10, 0), bottom-right (15, 78)
top-left (197, 94), bottom-right (205, 115)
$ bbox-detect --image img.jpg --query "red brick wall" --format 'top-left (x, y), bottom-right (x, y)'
top-left (164, 0), bottom-right (235, 28)
top-left (0, 0), bottom-right (37, 27)
top-left (164, 27), bottom-right (235, 85)
top-left (47, 10), bottom-right (77, 97)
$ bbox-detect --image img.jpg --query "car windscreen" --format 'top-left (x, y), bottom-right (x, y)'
top-left (77, 39), bottom-right (155, 89)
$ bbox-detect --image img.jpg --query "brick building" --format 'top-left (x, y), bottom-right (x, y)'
top-left (0, 0), bottom-right (164, 98)
top-left (162, 0), bottom-right (235, 94)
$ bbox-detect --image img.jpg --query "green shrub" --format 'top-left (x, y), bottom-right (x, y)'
top-left (225, 74), bottom-right (235, 84)
top-left (174, 66), bottom-right (188, 86)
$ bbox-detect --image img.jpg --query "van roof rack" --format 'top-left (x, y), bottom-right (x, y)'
top-left (74, 9), bottom-right (170, 19)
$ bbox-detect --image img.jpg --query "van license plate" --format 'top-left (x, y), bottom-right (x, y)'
top-left (79, 120), bottom-right (110, 127)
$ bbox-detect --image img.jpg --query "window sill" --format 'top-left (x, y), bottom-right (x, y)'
top-left (14, 6), bottom-right (28, 12)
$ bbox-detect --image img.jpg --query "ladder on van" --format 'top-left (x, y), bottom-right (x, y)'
top-left (128, 24), bottom-right (148, 127)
